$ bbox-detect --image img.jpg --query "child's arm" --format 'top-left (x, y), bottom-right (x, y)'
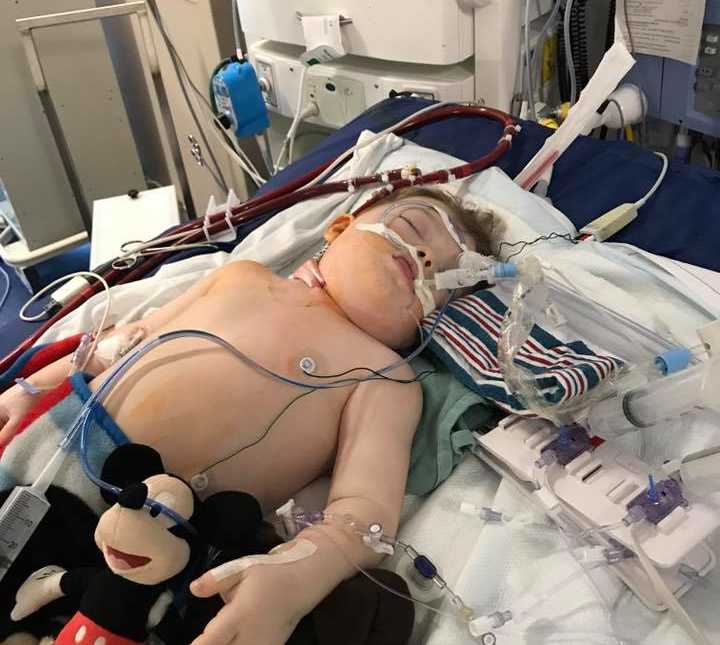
top-left (0, 266), bottom-right (232, 447)
top-left (189, 367), bottom-right (422, 645)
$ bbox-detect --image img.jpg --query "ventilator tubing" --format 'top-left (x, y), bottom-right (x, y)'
top-left (496, 255), bottom-right (615, 424)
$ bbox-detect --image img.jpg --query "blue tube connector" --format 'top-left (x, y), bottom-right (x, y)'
top-left (654, 348), bottom-right (692, 375)
top-left (493, 263), bottom-right (518, 280)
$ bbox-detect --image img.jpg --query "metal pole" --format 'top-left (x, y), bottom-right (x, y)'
top-left (16, 1), bottom-right (195, 225)
top-left (18, 31), bottom-right (92, 232)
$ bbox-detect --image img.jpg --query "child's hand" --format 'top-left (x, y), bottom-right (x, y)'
top-left (0, 385), bottom-right (37, 448)
top-left (189, 558), bottom-right (310, 645)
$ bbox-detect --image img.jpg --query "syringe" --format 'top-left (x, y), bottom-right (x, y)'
top-left (0, 405), bottom-right (91, 581)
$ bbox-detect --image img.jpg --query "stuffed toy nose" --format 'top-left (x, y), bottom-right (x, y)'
top-left (117, 482), bottom-right (149, 509)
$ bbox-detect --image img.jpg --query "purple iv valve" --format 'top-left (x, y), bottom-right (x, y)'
top-left (624, 475), bottom-right (689, 526)
top-left (536, 425), bottom-right (593, 468)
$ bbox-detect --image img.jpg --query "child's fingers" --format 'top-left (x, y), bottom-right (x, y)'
top-left (0, 414), bottom-right (18, 448)
top-left (190, 568), bottom-right (243, 598)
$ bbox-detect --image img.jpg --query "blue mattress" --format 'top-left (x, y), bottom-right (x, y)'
top-left (264, 97), bottom-right (720, 272)
top-left (2, 97), bottom-right (719, 357)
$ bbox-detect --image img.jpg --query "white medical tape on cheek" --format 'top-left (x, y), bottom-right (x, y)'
top-left (208, 539), bottom-right (318, 581)
top-left (356, 223), bottom-right (436, 316)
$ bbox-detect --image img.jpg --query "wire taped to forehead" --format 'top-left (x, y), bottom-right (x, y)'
top-left (381, 200), bottom-right (469, 253)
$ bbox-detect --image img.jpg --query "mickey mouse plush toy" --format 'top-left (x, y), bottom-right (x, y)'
top-left (10, 444), bottom-right (263, 645)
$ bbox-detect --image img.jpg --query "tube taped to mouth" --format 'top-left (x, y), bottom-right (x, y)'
top-left (356, 222), bottom-right (436, 316)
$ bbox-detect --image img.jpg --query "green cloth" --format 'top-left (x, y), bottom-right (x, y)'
top-left (407, 355), bottom-right (504, 496)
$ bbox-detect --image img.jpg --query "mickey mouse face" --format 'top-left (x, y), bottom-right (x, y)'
top-left (95, 474), bottom-right (194, 586)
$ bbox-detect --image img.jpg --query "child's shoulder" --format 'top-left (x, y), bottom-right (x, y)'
top-left (215, 260), bottom-right (273, 282)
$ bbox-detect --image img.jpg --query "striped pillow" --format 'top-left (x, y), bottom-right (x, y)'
top-left (422, 290), bottom-right (623, 414)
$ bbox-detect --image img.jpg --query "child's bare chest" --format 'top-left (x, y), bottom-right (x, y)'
top-left (101, 272), bottom-right (388, 508)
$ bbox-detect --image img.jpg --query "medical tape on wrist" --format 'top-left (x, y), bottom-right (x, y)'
top-left (356, 223), bottom-right (436, 316)
top-left (208, 538), bottom-right (317, 581)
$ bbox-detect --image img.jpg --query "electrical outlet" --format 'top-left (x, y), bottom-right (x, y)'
top-left (304, 70), bottom-right (366, 128)
top-left (255, 58), bottom-right (277, 107)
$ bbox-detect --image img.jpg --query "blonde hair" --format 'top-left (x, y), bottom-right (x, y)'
top-left (373, 186), bottom-right (500, 256)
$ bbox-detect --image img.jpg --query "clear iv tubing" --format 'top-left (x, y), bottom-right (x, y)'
top-left (319, 523), bottom-right (635, 644)
top-left (537, 465), bottom-right (625, 645)
top-left (66, 292), bottom-right (453, 478)
top-left (18, 271), bottom-right (112, 379)
top-left (564, 0), bottom-right (578, 105)
top-left (296, 518), bottom-right (471, 624)
top-left (295, 510), bottom-right (636, 642)
top-left (629, 525), bottom-right (713, 645)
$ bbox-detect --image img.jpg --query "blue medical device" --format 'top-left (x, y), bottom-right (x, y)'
top-left (625, 0), bottom-right (720, 136)
top-left (212, 61), bottom-right (269, 138)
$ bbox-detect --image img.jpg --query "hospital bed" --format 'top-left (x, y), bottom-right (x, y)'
top-left (3, 96), bottom-right (720, 358)
top-left (3, 96), bottom-right (720, 644)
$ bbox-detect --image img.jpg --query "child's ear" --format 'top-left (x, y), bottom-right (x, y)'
top-left (324, 214), bottom-right (354, 243)
top-left (195, 491), bottom-right (262, 550)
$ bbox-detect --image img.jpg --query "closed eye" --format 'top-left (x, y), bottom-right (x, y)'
top-left (397, 215), bottom-right (424, 240)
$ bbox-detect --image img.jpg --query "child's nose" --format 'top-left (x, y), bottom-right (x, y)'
top-left (416, 248), bottom-right (433, 269)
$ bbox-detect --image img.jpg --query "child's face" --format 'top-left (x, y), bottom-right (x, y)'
top-left (321, 198), bottom-right (475, 348)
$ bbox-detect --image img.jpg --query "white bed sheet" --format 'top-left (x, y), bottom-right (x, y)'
top-left (37, 134), bottom-right (720, 645)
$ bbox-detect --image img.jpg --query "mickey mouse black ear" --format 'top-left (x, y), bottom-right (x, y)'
top-left (194, 491), bottom-right (263, 549)
top-left (100, 443), bottom-right (165, 505)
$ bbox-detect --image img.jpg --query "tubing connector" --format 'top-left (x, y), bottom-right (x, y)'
top-left (654, 348), bottom-right (692, 376)
top-left (469, 610), bottom-right (513, 637)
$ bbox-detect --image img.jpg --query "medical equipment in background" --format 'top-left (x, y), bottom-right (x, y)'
top-left (475, 417), bottom-right (719, 637)
top-left (211, 61), bottom-right (270, 140)
top-left (238, 0), bottom-right (555, 129)
top-left (1, 0), bottom-right (268, 274)
top-left (516, 41), bottom-right (636, 191)
top-left (0, 1), bottom-right (154, 269)
top-left (473, 254), bottom-right (720, 642)
top-left (90, 186), bottom-right (182, 270)
top-left (624, 0), bottom-right (720, 138)
top-left (210, 57), bottom-right (274, 178)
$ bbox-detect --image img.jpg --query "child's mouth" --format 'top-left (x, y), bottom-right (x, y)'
top-left (393, 255), bottom-right (417, 287)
